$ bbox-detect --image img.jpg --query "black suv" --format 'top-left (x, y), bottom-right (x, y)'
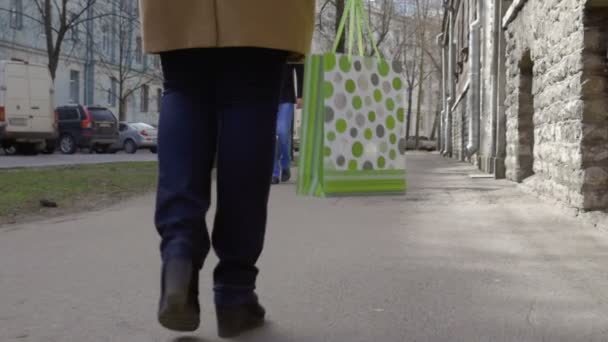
top-left (55, 105), bottom-right (119, 154)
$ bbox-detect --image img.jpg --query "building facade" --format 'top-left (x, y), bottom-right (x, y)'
top-left (439, 0), bottom-right (608, 210)
top-left (0, 0), bottom-right (162, 125)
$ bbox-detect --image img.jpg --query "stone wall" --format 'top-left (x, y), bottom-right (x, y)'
top-left (504, 0), bottom-right (588, 208)
top-left (580, 7), bottom-right (608, 210)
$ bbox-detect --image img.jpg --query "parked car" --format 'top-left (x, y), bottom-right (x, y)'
top-left (55, 105), bottom-right (119, 154)
top-left (406, 136), bottom-right (437, 151)
top-left (0, 59), bottom-right (57, 155)
top-left (111, 122), bottom-right (158, 154)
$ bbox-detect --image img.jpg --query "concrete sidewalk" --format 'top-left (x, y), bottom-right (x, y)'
top-left (2, 153), bottom-right (608, 341)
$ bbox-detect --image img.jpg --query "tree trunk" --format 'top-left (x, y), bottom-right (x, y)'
top-left (414, 49), bottom-right (425, 150)
top-left (119, 97), bottom-right (127, 122)
top-left (405, 87), bottom-right (413, 142)
top-left (430, 110), bottom-right (439, 140)
top-left (335, 0), bottom-right (346, 53)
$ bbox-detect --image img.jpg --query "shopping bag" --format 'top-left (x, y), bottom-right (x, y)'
top-left (297, 0), bottom-right (407, 197)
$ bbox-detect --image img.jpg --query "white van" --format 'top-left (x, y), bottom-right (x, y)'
top-left (0, 60), bottom-right (57, 155)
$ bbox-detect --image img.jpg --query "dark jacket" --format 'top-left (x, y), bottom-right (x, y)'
top-left (279, 63), bottom-right (304, 104)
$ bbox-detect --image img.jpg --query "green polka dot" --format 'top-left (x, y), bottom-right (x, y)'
top-left (378, 60), bottom-right (390, 77)
top-left (323, 81), bottom-right (334, 99)
top-left (348, 160), bottom-right (358, 170)
top-left (392, 77), bottom-right (402, 90)
top-left (352, 96), bottom-right (363, 110)
top-left (368, 111), bottom-right (376, 122)
top-left (324, 54), bottom-right (336, 72)
top-left (380, 142), bottom-right (388, 153)
top-left (336, 119), bottom-right (347, 133)
top-left (386, 116), bottom-right (396, 130)
top-left (378, 156), bottom-right (386, 169)
top-left (386, 98), bottom-right (395, 111)
top-left (364, 129), bottom-right (373, 140)
top-left (339, 55), bottom-right (352, 73)
top-left (327, 131), bottom-right (336, 141)
top-left (345, 79), bottom-right (356, 93)
top-left (389, 150), bottom-right (397, 160)
top-left (352, 142), bottom-right (364, 158)
top-left (397, 108), bottom-right (405, 123)
top-left (390, 133), bottom-right (397, 144)
top-left (374, 89), bottom-right (383, 103)
top-left (324, 147), bottom-right (331, 157)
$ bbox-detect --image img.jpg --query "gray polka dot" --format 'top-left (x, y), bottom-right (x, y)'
top-left (333, 73), bottom-right (343, 83)
top-left (371, 74), bottom-right (380, 86)
top-left (356, 114), bottom-right (366, 127)
top-left (365, 96), bottom-right (373, 106)
top-left (334, 93), bottom-right (347, 109)
top-left (376, 106), bottom-right (385, 118)
top-left (392, 60), bottom-right (403, 73)
top-left (363, 161), bottom-right (374, 170)
top-left (354, 60), bottom-right (362, 71)
top-left (336, 155), bottom-right (346, 167)
top-left (383, 81), bottom-right (392, 94)
top-left (399, 138), bottom-right (407, 153)
top-left (325, 107), bottom-right (335, 122)
top-left (357, 75), bottom-right (370, 91)
top-left (350, 128), bottom-right (358, 138)
top-left (376, 125), bottom-right (385, 138)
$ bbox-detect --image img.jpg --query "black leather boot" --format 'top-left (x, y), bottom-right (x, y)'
top-left (216, 302), bottom-right (265, 338)
top-left (158, 258), bottom-right (200, 332)
top-left (281, 168), bottom-right (291, 182)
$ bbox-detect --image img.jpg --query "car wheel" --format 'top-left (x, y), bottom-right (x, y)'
top-left (150, 146), bottom-right (157, 154)
top-left (42, 140), bottom-right (56, 154)
top-left (59, 135), bottom-right (77, 154)
top-left (96, 145), bottom-right (111, 154)
top-left (124, 140), bottom-right (137, 154)
top-left (3, 144), bottom-right (17, 156)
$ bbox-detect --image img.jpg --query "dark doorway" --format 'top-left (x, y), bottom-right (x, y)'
top-left (516, 51), bottom-right (535, 182)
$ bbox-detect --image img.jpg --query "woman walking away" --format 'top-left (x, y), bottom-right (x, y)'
top-left (139, 1), bottom-right (314, 337)
top-left (272, 63), bottom-right (304, 184)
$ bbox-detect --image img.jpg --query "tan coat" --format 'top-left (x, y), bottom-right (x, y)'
top-left (139, 0), bottom-right (315, 57)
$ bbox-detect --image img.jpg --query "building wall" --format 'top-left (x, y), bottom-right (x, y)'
top-left (503, 0), bottom-right (588, 208)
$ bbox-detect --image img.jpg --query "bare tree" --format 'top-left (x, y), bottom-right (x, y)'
top-left (93, 1), bottom-right (160, 122)
top-left (412, 0), bottom-right (441, 149)
top-left (0, 0), bottom-right (115, 80)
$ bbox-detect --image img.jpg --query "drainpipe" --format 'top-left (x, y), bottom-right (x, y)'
top-left (444, 10), bottom-right (454, 157)
top-left (466, 17), bottom-right (481, 157)
top-left (437, 33), bottom-right (445, 154)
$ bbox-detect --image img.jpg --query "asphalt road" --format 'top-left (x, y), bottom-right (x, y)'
top-left (2, 153), bottom-right (608, 341)
top-left (0, 151), bottom-right (157, 169)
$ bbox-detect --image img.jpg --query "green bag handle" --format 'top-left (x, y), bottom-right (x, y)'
top-left (332, 0), bottom-right (382, 58)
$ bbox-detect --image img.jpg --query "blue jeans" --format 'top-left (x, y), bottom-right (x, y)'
top-left (156, 48), bottom-right (287, 305)
top-left (273, 103), bottom-right (294, 177)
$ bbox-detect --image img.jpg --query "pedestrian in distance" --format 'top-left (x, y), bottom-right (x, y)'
top-left (139, 0), bottom-right (314, 338)
top-left (272, 63), bottom-right (304, 185)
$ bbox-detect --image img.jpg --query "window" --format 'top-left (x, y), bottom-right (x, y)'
top-left (108, 77), bottom-right (118, 106)
top-left (70, 13), bottom-right (80, 42)
top-left (10, 0), bottom-right (23, 30)
top-left (102, 24), bottom-right (110, 53)
top-left (156, 88), bottom-right (162, 112)
top-left (69, 70), bottom-right (80, 103)
top-left (136, 37), bottom-right (143, 64)
top-left (140, 85), bottom-right (149, 112)
top-left (59, 108), bottom-right (79, 121)
top-left (154, 56), bottom-right (161, 69)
